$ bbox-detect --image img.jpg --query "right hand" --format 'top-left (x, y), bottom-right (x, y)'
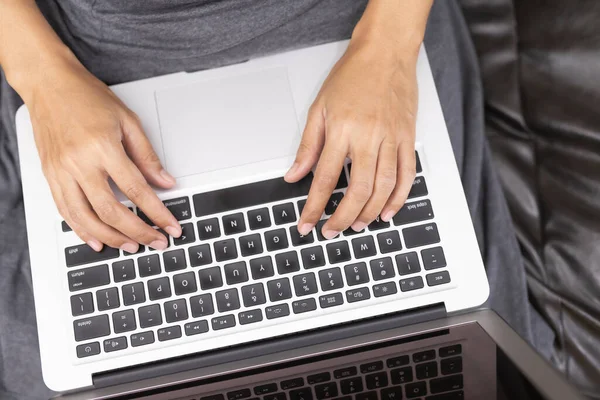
top-left (27, 57), bottom-right (181, 253)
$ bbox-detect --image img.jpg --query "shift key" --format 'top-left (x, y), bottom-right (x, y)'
top-left (65, 244), bottom-right (119, 268)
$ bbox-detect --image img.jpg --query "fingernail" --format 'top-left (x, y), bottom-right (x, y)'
top-left (381, 210), bottom-right (395, 222)
top-left (165, 225), bottom-right (182, 238)
top-left (121, 242), bottom-right (139, 254)
top-left (160, 169), bottom-right (176, 185)
top-left (87, 239), bottom-right (103, 252)
top-left (323, 230), bottom-right (340, 240)
top-left (351, 221), bottom-right (367, 232)
top-left (150, 239), bottom-right (168, 251)
top-left (285, 162), bottom-right (299, 179)
top-left (298, 223), bottom-right (314, 236)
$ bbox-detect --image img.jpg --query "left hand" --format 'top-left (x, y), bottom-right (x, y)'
top-left (285, 37), bottom-right (419, 239)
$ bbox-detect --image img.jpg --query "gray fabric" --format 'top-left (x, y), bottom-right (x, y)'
top-left (0, 0), bottom-right (551, 398)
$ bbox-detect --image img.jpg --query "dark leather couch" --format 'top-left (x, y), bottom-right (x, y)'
top-left (458, 0), bottom-right (600, 397)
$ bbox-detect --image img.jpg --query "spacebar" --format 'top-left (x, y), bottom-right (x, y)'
top-left (193, 174), bottom-right (313, 217)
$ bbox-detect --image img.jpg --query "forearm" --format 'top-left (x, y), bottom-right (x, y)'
top-left (0, 0), bottom-right (80, 102)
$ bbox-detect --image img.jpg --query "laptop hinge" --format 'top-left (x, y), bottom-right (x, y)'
top-left (93, 302), bottom-right (446, 388)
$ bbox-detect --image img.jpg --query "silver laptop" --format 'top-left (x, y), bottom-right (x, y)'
top-left (16, 40), bottom-right (490, 393)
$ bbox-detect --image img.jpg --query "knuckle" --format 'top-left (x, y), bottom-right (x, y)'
top-left (349, 180), bottom-right (373, 202)
top-left (95, 200), bottom-right (117, 222)
top-left (378, 169), bottom-right (397, 192)
top-left (314, 174), bottom-right (338, 191)
top-left (141, 150), bottom-right (160, 165)
top-left (125, 182), bottom-right (146, 201)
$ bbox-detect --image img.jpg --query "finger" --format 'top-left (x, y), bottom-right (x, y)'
top-left (298, 135), bottom-right (348, 235)
top-left (121, 112), bottom-right (176, 189)
top-left (285, 104), bottom-right (326, 183)
top-left (322, 140), bottom-right (379, 238)
top-left (106, 149), bottom-right (182, 238)
top-left (381, 141), bottom-right (417, 221)
top-left (59, 174), bottom-right (143, 252)
top-left (352, 139), bottom-right (398, 229)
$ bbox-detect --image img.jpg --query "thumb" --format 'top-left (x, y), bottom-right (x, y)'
top-left (285, 103), bottom-right (326, 183)
top-left (121, 112), bottom-right (176, 189)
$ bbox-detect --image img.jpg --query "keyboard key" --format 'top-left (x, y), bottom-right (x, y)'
top-left (186, 244), bottom-right (211, 268)
top-left (319, 292), bottom-right (344, 308)
top-left (273, 202), bottom-right (296, 225)
top-left (130, 331), bottom-right (155, 347)
top-left (316, 220), bottom-right (339, 241)
top-left (292, 298), bottom-right (317, 314)
top-left (248, 207), bottom-right (272, 230)
top-left (199, 267), bottom-right (223, 290)
top-left (239, 309), bottom-right (263, 325)
top-left (96, 287), bottom-right (120, 311)
top-left (76, 342), bottom-right (100, 358)
top-left (427, 391), bottom-right (465, 400)
top-left (403, 223), bottom-right (440, 249)
top-left (343, 226), bottom-right (364, 236)
top-left (325, 192), bottom-right (344, 215)
top-left (266, 303), bottom-right (290, 320)
top-left (415, 151), bottom-right (422, 172)
top-left (293, 273), bottom-right (318, 296)
top-left (301, 246), bottom-right (325, 269)
top-left (370, 257), bottom-right (395, 281)
top-left (223, 213), bottom-right (246, 235)
top-left (356, 391), bottom-right (377, 400)
top-left (430, 375), bottom-right (463, 394)
top-left (315, 382), bottom-right (338, 399)
top-left (395, 252), bottom-right (421, 275)
top-left (202, 396), bottom-right (225, 400)
top-left (197, 218), bottom-right (221, 240)
top-left (123, 245), bottom-right (145, 256)
top-left (172, 222), bottom-right (195, 246)
top-left (112, 309), bottom-right (136, 334)
top-left (289, 226), bottom-right (315, 246)
top-left (387, 355), bottom-right (409, 368)
top-left (365, 371), bottom-right (388, 389)
top-left (344, 262), bottom-right (369, 286)
top-left (104, 336), bottom-right (127, 353)
top-left (337, 169), bottom-right (349, 189)
top-left (319, 267), bottom-right (344, 291)
top-left (413, 349), bottom-right (436, 363)
top-left (405, 381), bottom-right (427, 398)
top-left (377, 231), bottom-right (402, 254)
top-left (346, 287), bottom-right (370, 303)
top-left (297, 199), bottom-right (307, 216)
top-left (441, 356), bottom-right (463, 375)
top-left (334, 366), bottom-right (357, 379)
top-left (216, 288), bottom-right (240, 312)
top-left (393, 199), bottom-right (434, 226)
top-left (373, 282), bottom-right (398, 297)
top-left (255, 383), bottom-right (278, 396)
top-left (65, 244), bottom-right (119, 268)
top-left (267, 278), bottom-right (292, 302)
top-left (190, 294), bottom-right (214, 317)
top-left (68, 264), bottom-right (110, 292)
top-left (184, 320), bottom-right (209, 336)
top-left (228, 388), bottom-right (252, 400)
top-left (265, 393), bottom-right (287, 400)
top-left (307, 372), bottom-right (331, 384)
top-left (70, 293), bottom-right (94, 316)
top-left (275, 251), bottom-right (301, 274)
top-left (281, 377), bottom-right (304, 390)
top-left (164, 299), bottom-right (189, 323)
top-left (139, 196), bottom-right (191, 224)
top-left (212, 314), bottom-right (236, 330)
top-left (427, 271), bottom-right (451, 287)
top-left (340, 377), bottom-right (363, 395)
top-left (158, 325), bottom-right (182, 341)
top-left (121, 282), bottom-right (145, 306)
top-left (399, 276), bottom-right (424, 292)
top-left (193, 175), bottom-right (313, 218)
top-left (163, 249), bottom-right (187, 272)
top-left (407, 176), bottom-right (428, 199)
top-left (62, 221), bottom-right (72, 232)
top-left (112, 260), bottom-right (135, 283)
top-left (381, 386), bottom-right (403, 400)
top-left (289, 387), bottom-right (313, 400)
top-left (173, 272), bottom-right (198, 295)
top-left (416, 361), bottom-right (438, 379)
top-left (239, 234), bottom-right (263, 257)
top-left (138, 304), bottom-right (162, 328)
top-left (147, 277), bottom-right (171, 300)
top-left (224, 261), bottom-right (249, 285)
top-left (214, 239), bottom-right (238, 262)
top-left (390, 366), bottom-right (413, 384)
top-left (73, 315), bottom-right (110, 341)
top-left (351, 236), bottom-right (377, 259)
top-left (138, 254), bottom-right (161, 277)
top-left (241, 283), bottom-right (266, 307)
top-left (361, 361), bottom-right (384, 373)
top-left (368, 216), bottom-right (390, 231)
top-left (326, 241), bottom-right (351, 264)
top-left (422, 247), bottom-right (447, 270)
top-left (249, 256), bottom-right (275, 279)
top-left (439, 344), bottom-right (462, 358)
top-left (265, 228), bottom-right (289, 251)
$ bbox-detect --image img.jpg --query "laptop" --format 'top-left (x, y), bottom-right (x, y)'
top-left (16, 40), bottom-right (490, 393)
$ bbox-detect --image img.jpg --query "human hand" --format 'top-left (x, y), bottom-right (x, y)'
top-left (27, 57), bottom-right (181, 253)
top-left (285, 37), bottom-right (419, 239)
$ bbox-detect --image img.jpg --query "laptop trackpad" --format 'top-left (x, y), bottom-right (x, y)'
top-left (155, 67), bottom-right (300, 178)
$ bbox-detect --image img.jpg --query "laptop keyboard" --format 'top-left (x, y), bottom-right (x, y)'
top-left (176, 344), bottom-right (464, 400)
top-left (66, 151), bottom-right (452, 359)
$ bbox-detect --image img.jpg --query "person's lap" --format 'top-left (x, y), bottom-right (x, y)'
top-left (0, 1), bottom-right (551, 398)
